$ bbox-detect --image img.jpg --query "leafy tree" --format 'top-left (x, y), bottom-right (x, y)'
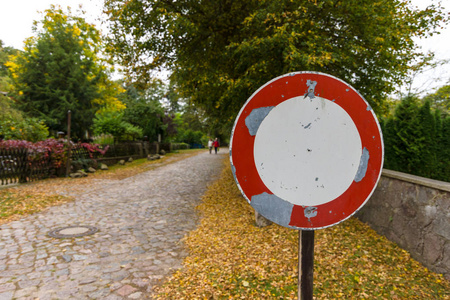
top-left (1, 41), bottom-right (49, 141)
top-left (384, 96), bottom-right (423, 174)
top-left (0, 40), bottom-right (18, 89)
top-left (6, 6), bottom-right (124, 139)
top-left (0, 41), bottom-right (18, 111)
top-left (160, 112), bottom-right (178, 142)
top-left (440, 115), bottom-right (450, 181)
top-left (422, 84), bottom-right (450, 113)
top-left (416, 100), bottom-right (437, 178)
top-left (170, 101), bottom-right (211, 145)
top-left (104, 0), bottom-right (447, 129)
top-left (164, 83), bottom-right (182, 114)
top-left (120, 82), bottom-right (166, 141)
top-left (93, 78), bottom-right (127, 113)
top-left (0, 114), bottom-right (49, 142)
top-left (383, 95), bottom-right (449, 181)
top-left (92, 110), bottom-right (143, 142)
top-left (0, 94), bottom-right (21, 122)
top-left (177, 128), bottom-right (205, 145)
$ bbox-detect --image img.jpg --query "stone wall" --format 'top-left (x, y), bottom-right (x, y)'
top-left (356, 169), bottom-right (450, 280)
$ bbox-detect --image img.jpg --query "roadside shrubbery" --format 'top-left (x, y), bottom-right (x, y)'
top-left (0, 94), bottom-right (49, 142)
top-left (0, 138), bottom-right (109, 169)
top-left (0, 117), bottom-right (49, 142)
top-left (382, 97), bottom-right (449, 182)
top-left (92, 111), bottom-right (144, 143)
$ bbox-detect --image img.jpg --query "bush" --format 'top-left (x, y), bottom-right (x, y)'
top-left (92, 111), bottom-right (143, 142)
top-left (0, 117), bottom-right (49, 142)
top-left (0, 139), bottom-right (109, 170)
top-left (175, 128), bottom-right (205, 145)
top-left (0, 139), bottom-right (69, 169)
top-left (171, 143), bottom-right (190, 150)
top-left (92, 134), bottom-right (114, 145)
top-left (383, 97), bottom-right (449, 182)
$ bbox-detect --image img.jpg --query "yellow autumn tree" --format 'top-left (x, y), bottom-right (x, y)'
top-left (7, 5), bottom-right (125, 138)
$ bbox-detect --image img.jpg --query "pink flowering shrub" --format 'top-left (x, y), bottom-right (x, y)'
top-left (0, 139), bottom-right (109, 169)
top-left (79, 142), bottom-right (109, 159)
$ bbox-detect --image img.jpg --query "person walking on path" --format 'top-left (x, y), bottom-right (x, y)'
top-left (208, 138), bottom-right (213, 154)
top-left (213, 138), bottom-right (220, 154)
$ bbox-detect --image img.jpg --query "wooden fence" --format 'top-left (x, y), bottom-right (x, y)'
top-left (0, 148), bottom-right (55, 185)
top-left (0, 142), bottom-right (160, 186)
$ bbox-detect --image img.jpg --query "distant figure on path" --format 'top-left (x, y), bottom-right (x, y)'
top-left (213, 138), bottom-right (220, 154)
top-left (208, 138), bottom-right (213, 154)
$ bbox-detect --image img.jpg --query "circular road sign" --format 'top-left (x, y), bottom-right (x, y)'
top-left (230, 72), bottom-right (384, 230)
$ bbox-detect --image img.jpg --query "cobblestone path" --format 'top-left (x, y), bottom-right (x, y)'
top-left (0, 150), bottom-right (227, 299)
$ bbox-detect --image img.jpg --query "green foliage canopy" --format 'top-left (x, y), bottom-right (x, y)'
top-left (422, 84), bottom-right (450, 112)
top-left (104, 0), bottom-right (447, 128)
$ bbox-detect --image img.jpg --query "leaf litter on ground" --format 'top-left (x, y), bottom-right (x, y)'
top-left (0, 149), bottom-right (203, 225)
top-left (1, 151), bottom-right (448, 299)
top-left (154, 159), bottom-right (450, 299)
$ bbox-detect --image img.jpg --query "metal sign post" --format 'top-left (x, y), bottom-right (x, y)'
top-left (230, 72), bottom-right (384, 299)
top-left (299, 230), bottom-right (314, 300)
top-left (65, 110), bottom-right (72, 177)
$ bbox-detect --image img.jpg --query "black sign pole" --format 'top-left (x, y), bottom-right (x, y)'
top-left (298, 230), bottom-right (315, 300)
top-left (65, 110), bottom-right (72, 177)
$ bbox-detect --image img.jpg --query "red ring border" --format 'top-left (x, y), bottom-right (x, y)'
top-left (230, 72), bottom-right (384, 230)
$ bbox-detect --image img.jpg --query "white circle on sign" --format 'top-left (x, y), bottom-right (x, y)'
top-left (254, 96), bottom-right (362, 206)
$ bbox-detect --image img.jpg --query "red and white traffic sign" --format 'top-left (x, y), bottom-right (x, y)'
top-left (230, 72), bottom-right (384, 230)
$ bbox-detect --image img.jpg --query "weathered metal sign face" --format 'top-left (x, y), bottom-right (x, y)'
top-left (230, 72), bottom-right (384, 230)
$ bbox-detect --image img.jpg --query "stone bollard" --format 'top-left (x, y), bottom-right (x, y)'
top-left (69, 170), bottom-right (88, 178)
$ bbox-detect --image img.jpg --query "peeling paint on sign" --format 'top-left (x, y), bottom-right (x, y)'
top-left (354, 147), bottom-right (370, 182)
top-left (304, 206), bottom-right (318, 221)
top-left (251, 192), bottom-right (294, 227)
top-left (245, 106), bottom-right (274, 136)
top-left (304, 80), bottom-right (317, 99)
top-left (231, 164), bottom-right (236, 176)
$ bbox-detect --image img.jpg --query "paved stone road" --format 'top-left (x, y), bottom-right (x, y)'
top-left (0, 150), bottom-right (227, 299)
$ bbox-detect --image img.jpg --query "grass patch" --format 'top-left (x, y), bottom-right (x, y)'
top-left (154, 160), bottom-right (450, 299)
top-left (91, 148), bottom-right (204, 180)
